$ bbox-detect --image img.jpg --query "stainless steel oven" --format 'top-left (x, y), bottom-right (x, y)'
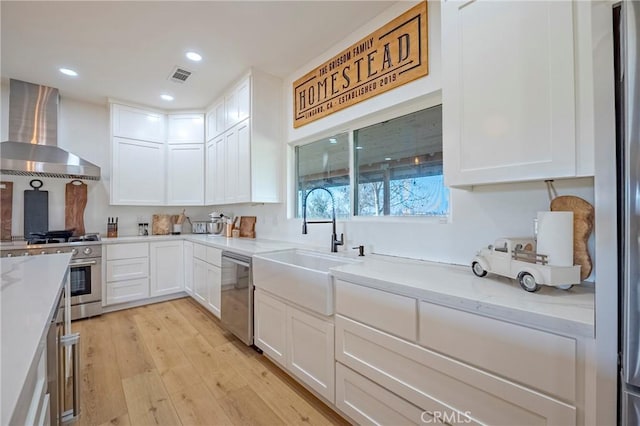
top-left (68, 245), bottom-right (102, 320)
top-left (220, 251), bottom-right (253, 345)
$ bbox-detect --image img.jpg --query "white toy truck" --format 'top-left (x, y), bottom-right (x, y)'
top-left (471, 237), bottom-right (581, 292)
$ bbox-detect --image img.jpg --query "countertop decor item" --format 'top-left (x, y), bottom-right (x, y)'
top-left (23, 179), bottom-right (48, 237)
top-left (152, 214), bottom-right (171, 235)
top-left (239, 216), bottom-right (256, 238)
top-left (545, 180), bottom-right (595, 280)
top-left (1, 181), bottom-right (13, 241)
top-left (65, 180), bottom-right (87, 236)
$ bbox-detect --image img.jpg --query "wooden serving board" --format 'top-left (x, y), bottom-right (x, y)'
top-left (65, 180), bottom-right (87, 236)
top-left (1, 181), bottom-right (13, 241)
top-left (239, 216), bottom-right (256, 238)
top-left (152, 214), bottom-right (171, 235)
top-left (550, 195), bottom-right (595, 280)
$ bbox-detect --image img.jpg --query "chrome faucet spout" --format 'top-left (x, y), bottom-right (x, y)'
top-left (301, 187), bottom-right (344, 252)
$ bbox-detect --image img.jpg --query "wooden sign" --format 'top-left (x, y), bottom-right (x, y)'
top-left (293, 1), bottom-right (428, 128)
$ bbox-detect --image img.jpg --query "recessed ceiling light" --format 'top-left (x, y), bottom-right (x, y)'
top-left (161, 94), bottom-right (174, 101)
top-left (355, 146), bottom-right (364, 150)
top-left (186, 51), bottom-right (202, 62)
top-left (384, 157), bottom-right (392, 161)
top-left (329, 138), bottom-right (337, 144)
top-left (59, 68), bottom-right (78, 77)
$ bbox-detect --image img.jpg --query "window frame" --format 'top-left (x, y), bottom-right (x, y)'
top-left (289, 93), bottom-right (448, 224)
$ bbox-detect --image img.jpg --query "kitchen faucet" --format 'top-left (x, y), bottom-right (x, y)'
top-left (302, 187), bottom-right (344, 253)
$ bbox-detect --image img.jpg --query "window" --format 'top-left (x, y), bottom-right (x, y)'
top-left (296, 133), bottom-right (350, 219)
top-left (294, 105), bottom-right (448, 219)
top-left (354, 106), bottom-right (448, 216)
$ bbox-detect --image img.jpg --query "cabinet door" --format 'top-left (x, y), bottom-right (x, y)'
top-left (149, 241), bottom-right (184, 297)
top-left (106, 258), bottom-right (148, 282)
top-left (205, 139), bottom-right (216, 205)
top-left (442, 0), bottom-right (576, 186)
top-left (206, 100), bottom-right (225, 140)
top-left (236, 119), bottom-right (251, 203)
top-left (225, 90), bottom-right (239, 129)
top-left (183, 241), bottom-right (193, 295)
top-left (106, 278), bottom-right (149, 305)
top-left (111, 104), bottom-right (164, 142)
top-left (236, 78), bottom-right (251, 122)
top-left (167, 143), bottom-right (204, 205)
top-left (193, 258), bottom-right (208, 306)
top-left (167, 114), bottom-right (204, 144)
top-left (287, 306), bottom-right (335, 403)
top-left (112, 137), bottom-right (165, 205)
top-left (254, 290), bottom-right (287, 366)
top-left (206, 263), bottom-right (221, 318)
top-left (214, 136), bottom-right (226, 204)
top-left (224, 126), bottom-right (239, 203)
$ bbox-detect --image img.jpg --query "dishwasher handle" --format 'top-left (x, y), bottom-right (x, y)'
top-left (221, 251), bottom-right (252, 268)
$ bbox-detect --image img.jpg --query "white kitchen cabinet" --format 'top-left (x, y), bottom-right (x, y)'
top-left (203, 69), bottom-right (282, 204)
top-left (287, 306), bottom-right (335, 402)
top-left (149, 241), bottom-right (184, 297)
top-left (167, 113), bottom-right (204, 144)
top-left (105, 243), bottom-right (150, 305)
top-left (183, 241), bottom-right (193, 296)
top-left (254, 289), bottom-right (335, 403)
top-left (111, 137), bottom-right (165, 205)
top-left (191, 243), bottom-right (221, 318)
top-left (206, 100), bottom-right (226, 141)
top-left (442, 0), bottom-right (580, 186)
top-left (111, 104), bottom-right (164, 143)
top-left (167, 143), bottom-right (204, 205)
top-left (254, 289), bottom-right (287, 366)
top-left (193, 258), bottom-right (208, 306)
top-left (204, 139), bottom-right (217, 204)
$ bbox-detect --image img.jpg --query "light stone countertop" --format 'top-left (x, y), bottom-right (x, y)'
top-left (1, 253), bottom-right (72, 426)
top-left (100, 234), bottom-right (595, 338)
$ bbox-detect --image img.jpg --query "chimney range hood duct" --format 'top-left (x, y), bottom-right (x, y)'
top-left (0, 79), bottom-right (101, 180)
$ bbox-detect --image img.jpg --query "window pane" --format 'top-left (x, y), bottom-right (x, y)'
top-left (355, 106), bottom-right (449, 216)
top-left (296, 133), bottom-right (350, 218)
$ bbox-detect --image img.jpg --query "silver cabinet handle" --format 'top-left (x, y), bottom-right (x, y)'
top-left (60, 333), bottom-right (80, 424)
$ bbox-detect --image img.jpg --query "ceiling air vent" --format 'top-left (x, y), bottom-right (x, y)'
top-left (168, 66), bottom-right (192, 83)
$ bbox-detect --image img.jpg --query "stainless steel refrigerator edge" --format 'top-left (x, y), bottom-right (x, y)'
top-left (616, 1), bottom-right (640, 424)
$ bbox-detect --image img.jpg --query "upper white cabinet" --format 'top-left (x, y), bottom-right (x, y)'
top-left (205, 100), bottom-right (226, 141)
top-left (112, 104), bottom-right (164, 143)
top-left (442, 1), bottom-right (585, 187)
top-left (204, 69), bottom-right (282, 205)
top-left (167, 114), bottom-right (204, 144)
top-left (112, 137), bottom-right (166, 205)
top-left (110, 104), bottom-right (205, 205)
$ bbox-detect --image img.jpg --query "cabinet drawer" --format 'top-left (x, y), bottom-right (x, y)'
top-left (106, 278), bottom-right (149, 305)
top-left (206, 246), bottom-right (222, 267)
top-left (106, 243), bottom-right (148, 260)
top-left (335, 280), bottom-right (416, 341)
top-left (419, 301), bottom-right (576, 402)
top-left (106, 258), bottom-right (149, 282)
top-left (336, 315), bottom-right (575, 426)
top-left (336, 363), bottom-right (425, 426)
top-left (193, 243), bottom-right (206, 261)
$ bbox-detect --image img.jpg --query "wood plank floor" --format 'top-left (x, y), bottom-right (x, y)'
top-left (71, 298), bottom-right (349, 426)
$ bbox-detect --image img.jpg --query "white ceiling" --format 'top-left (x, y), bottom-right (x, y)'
top-left (1, 1), bottom-right (395, 111)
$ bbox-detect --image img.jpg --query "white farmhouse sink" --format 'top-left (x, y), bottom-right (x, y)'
top-left (253, 249), bottom-right (358, 315)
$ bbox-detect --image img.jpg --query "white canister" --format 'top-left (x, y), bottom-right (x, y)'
top-left (536, 211), bottom-right (574, 266)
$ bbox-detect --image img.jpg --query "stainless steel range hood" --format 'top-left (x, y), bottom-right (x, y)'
top-left (0, 79), bottom-right (101, 180)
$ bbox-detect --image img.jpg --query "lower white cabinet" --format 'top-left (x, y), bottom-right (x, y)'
top-left (105, 243), bottom-right (150, 305)
top-left (149, 241), bottom-right (184, 297)
top-left (254, 289), bottom-right (334, 403)
top-left (192, 243), bottom-right (221, 318)
top-left (183, 241), bottom-right (193, 295)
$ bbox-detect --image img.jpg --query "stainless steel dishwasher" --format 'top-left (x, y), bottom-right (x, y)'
top-left (220, 251), bottom-right (253, 345)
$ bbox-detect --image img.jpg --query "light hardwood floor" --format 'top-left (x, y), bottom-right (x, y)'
top-left (71, 298), bottom-right (349, 426)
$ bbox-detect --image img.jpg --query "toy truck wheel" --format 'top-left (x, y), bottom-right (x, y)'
top-left (556, 284), bottom-right (573, 290)
top-left (472, 262), bottom-right (487, 277)
top-left (518, 272), bottom-right (540, 292)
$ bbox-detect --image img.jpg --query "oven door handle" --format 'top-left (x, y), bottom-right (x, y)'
top-left (70, 260), bottom-right (97, 267)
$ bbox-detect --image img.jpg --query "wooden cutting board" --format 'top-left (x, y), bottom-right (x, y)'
top-left (152, 214), bottom-right (171, 235)
top-left (1, 181), bottom-right (13, 241)
top-left (239, 216), bottom-right (256, 238)
top-left (65, 180), bottom-right (87, 236)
